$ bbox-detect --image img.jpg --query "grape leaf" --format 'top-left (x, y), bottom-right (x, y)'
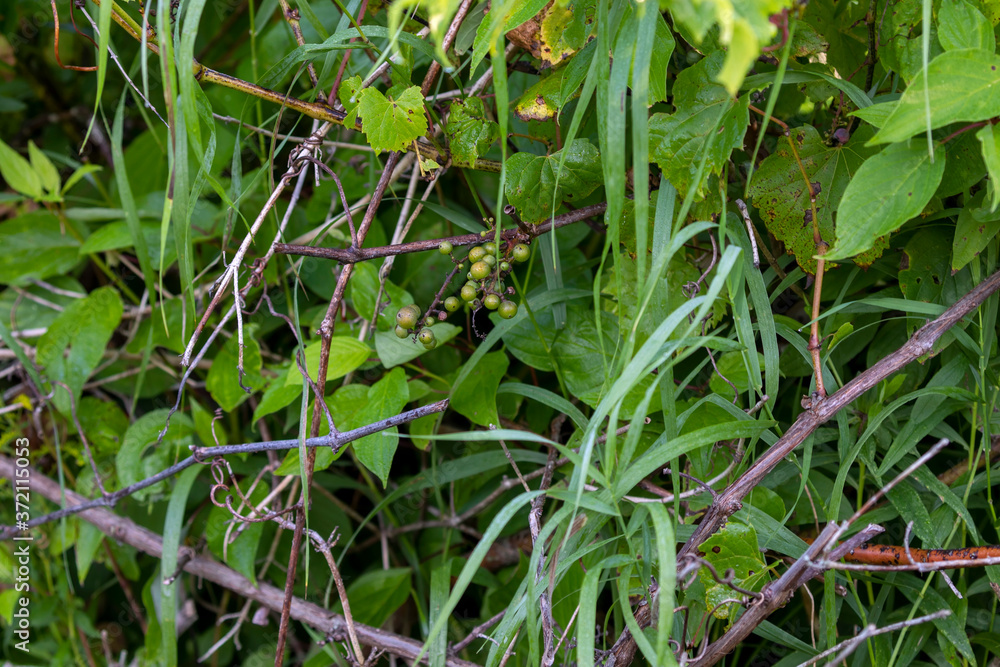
top-left (663, 0), bottom-right (792, 94)
top-left (649, 52), bottom-right (749, 202)
top-left (871, 49), bottom-right (1000, 145)
top-left (338, 75), bottom-right (363, 128)
top-left (748, 124), bottom-right (881, 273)
top-left (446, 98), bottom-right (500, 165)
top-left (515, 68), bottom-right (577, 122)
top-left (697, 521), bottom-right (770, 620)
top-left (505, 139), bottom-right (603, 223)
top-left (826, 141), bottom-right (946, 260)
top-left (358, 85), bottom-right (428, 154)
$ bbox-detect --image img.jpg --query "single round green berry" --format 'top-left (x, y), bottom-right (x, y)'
top-left (483, 293), bottom-right (501, 310)
top-left (500, 261), bottom-right (511, 273)
top-left (395, 306), bottom-right (419, 329)
top-left (465, 280), bottom-right (479, 289)
top-left (512, 244), bottom-right (530, 263)
top-left (418, 328), bottom-right (435, 348)
top-left (470, 261), bottom-right (491, 280)
top-left (438, 241), bottom-right (453, 255)
top-left (460, 284), bottom-right (478, 301)
top-left (444, 296), bottom-right (461, 312)
top-left (467, 272), bottom-right (474, 281)
top-left (483, 242), bottom-right (497, 254)
top-left (480, 230), bottom-right (488, 238)
top-left (394, 325), bottom-right (410, 338)
top-left (483, 254), bottom-right (497, 267)
top-left (468, 246), bottom-right (486, 263)
top-left (457, 262), bottom-right (465, 270)
top-left (498, 300), bottom-right (518, 319)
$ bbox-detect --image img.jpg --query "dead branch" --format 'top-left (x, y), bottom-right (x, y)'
top-left (0, 455), bottom-right (477, 667)
top-left (0, 399), bottom-right (448, 536)
top-left (273, 203), bottom-right (609, 264)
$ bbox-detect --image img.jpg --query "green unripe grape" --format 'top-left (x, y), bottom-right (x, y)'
top-left (465, 280), bottom-right (479, 289)
top-left (500, 261), bottom-right (511, 273)
top-left (394, 325), bottom-right (410, 338)
top-left (395, 306), bottom-right (419, 329)
top-left (483, 293), bottom-right (501, 310)
top-left (498, 300), bottom-right (518, 319)
top-left (409, 304), bottom-right (422, 317)
top-left (483, 242), bottom-right (497, 254)
top-left (438, 241), bottom-right (453, 254)
top-left (470, 261), bottom-right (491, 280)
top-left (483, 254), bottom-right (496, 267)
top-left (467, 272), bottom-right (474, 281)
top-left (457, 263), bottom-right (465, 270)
top-left (444, 296), bottom-right (461, 312)
top-left (460, 284), bottom-right (478, 301)
top-left (468, 246), bottom-right (486, 262)
top-left (480, 230), bottom-right (488, 238)
top-left (418, 328), bottom-right (435, 348)
top-left (512, 244), bottom-right (530, 263)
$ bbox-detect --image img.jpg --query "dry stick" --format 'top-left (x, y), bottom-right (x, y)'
top-left (181, 128), bottom-right (330, 366)
top-left (796, 609), bottom-right (951, 667)
top-left (95, 0), bottom-right (500, 172)
top-left (274, 509), bottom-right (306, 666)
top-left (451, 610), bottom-right (507, 654)
top-left (782, 129), bottom-right (827, 399)
top-left (277, 0), bottom-right (319, 89)
top-left (274, 203), bottom-right (609, 263)
top-left (0, 400), bottom-right (448, 536)
top-left (609, 267), bottom-right (1000, 666)
top-left (0, 456), bottom-right (478, 667)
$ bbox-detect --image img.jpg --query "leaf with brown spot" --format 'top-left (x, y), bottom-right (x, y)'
top-left (748, 124), bottom-right (882, 274)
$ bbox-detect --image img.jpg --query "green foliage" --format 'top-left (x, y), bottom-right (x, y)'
top-left (504, 139), bottom-right (603, 222)
top-left (2, 0), bottom-right (1000, 665)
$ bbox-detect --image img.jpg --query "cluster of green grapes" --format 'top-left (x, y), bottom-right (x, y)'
top-left (440, 239), bottom-right (529, 319)
top-left (391, 238), bottom-right (531, 348)
top-left (394, 304), bottom-right (437, 348)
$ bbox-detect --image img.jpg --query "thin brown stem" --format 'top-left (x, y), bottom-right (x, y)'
top-left (274, 203), bottom-right (608, 264)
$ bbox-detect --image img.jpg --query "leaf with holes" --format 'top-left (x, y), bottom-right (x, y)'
top-left (825, 141), bottom-right (946, 261)
top-left (649, 52), bottom-right (749, 202)
top-left (446, 98), bottom-right (500, 165)
top-left (749, 124), bottom-right (881, 273)
top-left (357, 85), bottom-right (428, 154)
top-left (505, 139), bottom-right (603, 223)
top-left (697, 521), bottom-right (770, 619)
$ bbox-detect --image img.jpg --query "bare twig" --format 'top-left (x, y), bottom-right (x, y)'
top-left (794, 609), bottom-right (951, 667)
top-left (0, 400), bottom-right (448, 535)
top-left (0, 455), bottom-right (477, 667)
top-left (274, 203), bottom-right (608, 264)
